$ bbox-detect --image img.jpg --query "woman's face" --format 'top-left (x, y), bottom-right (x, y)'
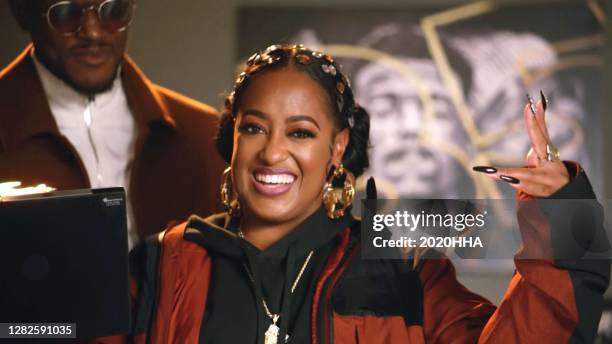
top-left (232, 67), bottom-right (348, 227)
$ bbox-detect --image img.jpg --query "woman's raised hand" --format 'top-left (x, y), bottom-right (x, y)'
top-left (474, 91), bottom-right (569, 198)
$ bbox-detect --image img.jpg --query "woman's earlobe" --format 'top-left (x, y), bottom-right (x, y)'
top-left (333, 128), bottom-right (350, 163)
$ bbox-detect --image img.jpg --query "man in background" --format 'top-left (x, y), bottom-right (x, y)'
top-left (0, 0), bottom-right (226, 248)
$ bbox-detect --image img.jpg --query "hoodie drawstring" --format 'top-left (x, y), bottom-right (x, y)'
top-left (278, 243), bottom-right (297, 342)
top-left (244, 249), bottom-right (267, 344)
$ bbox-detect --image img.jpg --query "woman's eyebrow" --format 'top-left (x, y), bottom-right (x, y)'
top-left (287, 115), bottom-right (320, 129)
top-left (241, 109), bottom-right (268, 120)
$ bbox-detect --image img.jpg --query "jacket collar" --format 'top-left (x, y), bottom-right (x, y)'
top-left (120, 54), bottom-right (177, 130)
top-left (0, 45), bottom-right (177, 151)
top-left (184, 207), bottom-right (356, 260)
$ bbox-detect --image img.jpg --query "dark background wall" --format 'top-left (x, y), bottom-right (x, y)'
top-left (1, 0), bottom-right (610, 302)
top-left (3, 0), bottom-right (606, 110)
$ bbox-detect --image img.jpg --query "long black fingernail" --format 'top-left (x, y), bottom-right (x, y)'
top-left (540, 90), bottom-right (548, 112)
top-left (526, 94), bottom-right (536, 116)
top-left (500, 175), bottom-right (520, 184)
top-left (473, 166), bottom-right (497, 174)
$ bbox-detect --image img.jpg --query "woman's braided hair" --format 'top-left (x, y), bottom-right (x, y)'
top-left (216, 44), bottom-right (370, 177)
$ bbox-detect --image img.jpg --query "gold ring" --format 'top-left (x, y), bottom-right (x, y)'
top-left (546, 144), bottom-right (560, 161)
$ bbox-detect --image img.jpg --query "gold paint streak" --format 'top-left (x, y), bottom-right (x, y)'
top-left (419, 1), bottom-right (512, 203)
top-left (421, 1), bottom-right (497, 27)
top-left (421, 1), bottom-right (497, 148)
top-left (482, 113), bottom-right (584, 168)
top-left (527, 55), bottom-right (603, 85)
top-left (515, 57), bottom-right (535, 86)
top-left (322, 45), bottom-right (486, 200)
top-left (322, 44), bottom-right (436, 140)
top-left (551, 34), bottom-right (604, 54)
top-left (586, 0), bottom-right (606, 25)
top-left (479, 118), bottom-right (525, 148)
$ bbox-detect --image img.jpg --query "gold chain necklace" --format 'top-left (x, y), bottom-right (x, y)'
top-left (242, 248), bottom-right (314, 344)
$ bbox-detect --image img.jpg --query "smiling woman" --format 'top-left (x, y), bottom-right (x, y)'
top-left (230, 64), bottom-right (350, 248)
top-left (106, 44), bottom-right (610, 344)
top-left (214, 44), bottom-right (370, 251)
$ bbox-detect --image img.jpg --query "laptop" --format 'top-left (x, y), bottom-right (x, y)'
top-left (0, 188), bottom-right (131, 340)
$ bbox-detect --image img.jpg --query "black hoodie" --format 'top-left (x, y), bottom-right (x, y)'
top-left (183, 206), bottom-right (354, 344)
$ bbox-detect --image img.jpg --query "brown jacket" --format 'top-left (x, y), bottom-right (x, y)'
top-left (0, 46), bottom-right (227, 239)
top-left (96, 163), bottom-right (609, 343)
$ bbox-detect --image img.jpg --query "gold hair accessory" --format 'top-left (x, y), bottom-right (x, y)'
top-left (336, 81), bottom-right (345, 95)
top-left (323, 164), bottom-right (355, 219)
top-left (235, 72), bottom-right (246, 85)
top-left (321, 64), bottom-right (337, 76)
top-left (295, 53), bottom-right (312, 64)
top-left (220, 167), bottom-right (240, 216)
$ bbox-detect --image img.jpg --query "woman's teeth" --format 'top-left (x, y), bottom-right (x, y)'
top-left (255, 174), bottom-right (295, 185)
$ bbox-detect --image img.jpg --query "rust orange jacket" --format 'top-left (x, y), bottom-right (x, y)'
top-left (0, 47), bottom-right (227, 239)
top-left (95, 165), bottom-right (608, 344)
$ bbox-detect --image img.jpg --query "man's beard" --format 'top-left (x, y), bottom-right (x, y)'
top-left (34, 50), bottom-right (120, 96)
top-left (63, 68), bottom-right (120, 96)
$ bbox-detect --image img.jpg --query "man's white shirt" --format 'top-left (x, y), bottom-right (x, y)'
top-left (32, 52), bottom-right (139, 249)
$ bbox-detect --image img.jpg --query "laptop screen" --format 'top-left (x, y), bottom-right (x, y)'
top-left (0, 188), bottom-right (131, 340)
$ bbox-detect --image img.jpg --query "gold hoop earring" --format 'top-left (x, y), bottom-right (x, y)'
top-left (220, 167), bottom-right (241, 216)
top-left (322, 164), bottom-right (355, 219)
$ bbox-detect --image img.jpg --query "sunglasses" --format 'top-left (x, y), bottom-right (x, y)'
top-left (42, 0), bottom-right (136, 36)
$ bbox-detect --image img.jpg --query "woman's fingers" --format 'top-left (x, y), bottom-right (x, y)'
top-left (473, 90), bottom-right (567, 198)
top-left (535, 90), bottom-right (550, 141)
top-left (490, 166), bottom-right (554, 197)
top-left (526, 147), bottom-right (540, 168)
top-left (473, 164), bottom-right (570, 197)
top-left (524, 101), bottom-right (549, 166)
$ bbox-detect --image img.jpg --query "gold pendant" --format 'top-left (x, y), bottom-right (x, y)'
top-left (264, 322), bottom-right (280, 344)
